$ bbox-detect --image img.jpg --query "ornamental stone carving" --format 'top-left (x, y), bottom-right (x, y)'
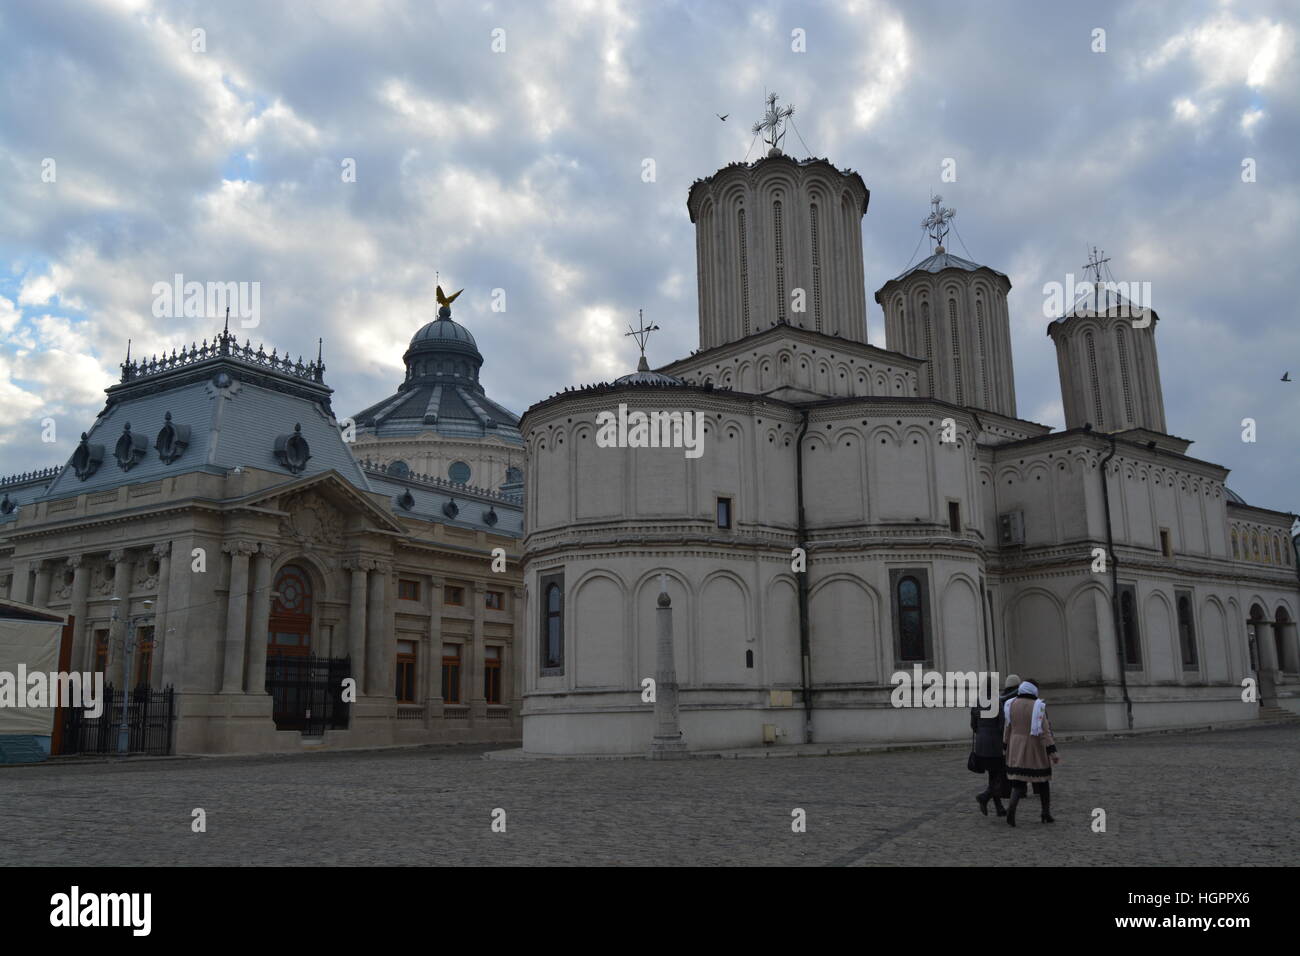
top-left (277, 491), bottom-right (345, 551)
top-left (222, 540), bottom-right (260, 557)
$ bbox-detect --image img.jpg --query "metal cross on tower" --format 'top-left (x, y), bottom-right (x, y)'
top-left (1082, 246), bottom-right (1111, 285)
top-left (752, 93), bottom-right (795, 153)
top-left (922, 194), bottom-right (956, 252)
top-left (624, 309), bottom-right (660, 372)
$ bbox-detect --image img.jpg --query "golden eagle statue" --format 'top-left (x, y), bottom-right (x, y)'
top-left (436, 285), bottom-right (464, 309)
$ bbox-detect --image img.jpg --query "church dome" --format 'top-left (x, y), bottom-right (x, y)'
top-left (351, 301), bottom-right (522, 446)
top-left (408, 306), bottom-right (482, 360)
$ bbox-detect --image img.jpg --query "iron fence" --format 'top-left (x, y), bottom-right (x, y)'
top-left (60, 685), bottom-right (175, 756)
top-left (266, 655), bottom-right (351, 736)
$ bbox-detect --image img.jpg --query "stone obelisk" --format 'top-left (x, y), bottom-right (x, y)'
top-left (650, 574), bottom-right (688, 759)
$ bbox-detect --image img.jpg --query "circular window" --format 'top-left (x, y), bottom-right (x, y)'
top-left (387, 460), bottom-right (410, 478)
top-left (449, 461), bottom-right (471, 483)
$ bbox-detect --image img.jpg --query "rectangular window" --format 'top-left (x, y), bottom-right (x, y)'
top-left (540, 571), bottom-right (565, 676)
top-left (444, 585), bottom-right (464, 606)
top-left (889, 568), bottom-right (933, 666)
top-left (441, 643), bottom-right (461, 703)
top-left (1175, 590), bottom-right (1198, 671)
top-left (1118, 583), bottom-right (1143, 669)
top-left (133, 626), bottom-right (155, 688)
top-left (396, 640), bottom-right (418, 703)
top-left (93, 630), bottom-right (109, 676)
top-left (485, 590), bottom-right (504, 611)
top-left (1159, 528), bottom-right (1173, 558)
top-left (484, 646), bottom-right (502, 704)
top-left (717, 497), bottom-right (732, 529)
top-left (398, 579), bottom-right (421, 601)
top-left (948, 501), bottom-right (961, 534)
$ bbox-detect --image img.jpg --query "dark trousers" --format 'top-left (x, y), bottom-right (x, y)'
top-left (978, 770), bottom-right (1006, 808)
top-left (1010, 780), bottom-right (1051, 806)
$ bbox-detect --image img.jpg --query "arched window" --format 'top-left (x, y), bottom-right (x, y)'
top-left (948, 297), bottom-right (963, 405)
top-left (810, 202), bottom-right (823, 332)
top-left (738, 207), bottom-right (751, 335)
top-left (1231, 530), bottom-right (1240, 559)
top-left (1273, 536), bottom-right (1283, 564)
top-left (543, 581), bottom-right (564, 671)
top-left (1116, 326), bottom-right (1135, 424)
top-left (269, 564), bottom-right (313, 658)
top-left (976, 295), bottom-right (989, 408)
top-left (921, 300), bottom-right (934, 394)
top-left (773, 198), bottom-right (786, 323)
top-left (895, 573), bottom-right (927, 663)
top-left (1248, 604), bottom-right (1267, 670)
top-left (1120, 586), bottom-right (1142, 667)
top-left (1176, 593), bottom-right (1198, 670)
top-left (1250, 532), bottom-right (1261, 561)
top-left (1086, 331), bottom-right (1104, 428)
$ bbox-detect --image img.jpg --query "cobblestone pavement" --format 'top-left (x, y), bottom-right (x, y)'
top-left (1, 724), bottom-right (1295, 866)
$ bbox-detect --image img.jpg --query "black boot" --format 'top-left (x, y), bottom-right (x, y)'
top-left (993, 798), bottom-right (1006, 817)
top-left (1006, 787), bottom-right (1021, 827)
top-left (976, 791), bottom-right (991, 815)
top-left (1040, 782), bottom-right (1054, 824)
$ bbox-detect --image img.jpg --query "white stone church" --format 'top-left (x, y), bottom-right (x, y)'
top-left (519, 142), bottom-right (1300, 755)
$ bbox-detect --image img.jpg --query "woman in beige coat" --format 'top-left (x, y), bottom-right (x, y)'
top-left (1002, 679), bottom-right (1061, 826)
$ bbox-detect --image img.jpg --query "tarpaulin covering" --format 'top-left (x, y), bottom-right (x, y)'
top-left (0, 617), bottom-right (64, 736)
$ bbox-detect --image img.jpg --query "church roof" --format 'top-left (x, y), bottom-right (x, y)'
top-left (36, 328), bottom-right (372, 502)
top-left (884, 250), bottom-right (1010, 285)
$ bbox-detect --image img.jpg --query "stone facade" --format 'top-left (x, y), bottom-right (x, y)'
top-left (0, 327), bottom-right (525, 754)
top-left (519, 149), bottom-right (1300, 756)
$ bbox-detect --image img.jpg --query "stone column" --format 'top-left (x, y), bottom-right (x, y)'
top-left (469, 581), bottom-right (487, 719)
top-left (365, 561), bottom-right (390, 697)
top-left (344, 559), bottom-right (368, 694)
top-left (32, 560), bottom-right (54, 608)
top-left (245, 544), bottom-right (279, 694)
top-left (220, 540), bottom-right (256, 694)
top-left (67, 556), bottom-right (91, 669)
top-left (424, 574), bottom-right (444, 720)
top-left (650, 575), bottom-right (688, 758)
top-left (107, 549), bottom-right (135, 673)
top-left (147, 543), bottom-right (171, 690)
top-left (509, 585), bottom-right (524, 720)
top-left (9, 559), bottom-right (32, 604)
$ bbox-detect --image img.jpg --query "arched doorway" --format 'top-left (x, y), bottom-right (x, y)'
top-left (1248, 604), bottom-right (1274, 705)
top-left (1276, 607), bottom-right (1296, 673)
top-left (269, 564), bottom-right (313, 657)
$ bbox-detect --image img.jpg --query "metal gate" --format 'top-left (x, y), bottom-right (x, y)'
top-left (266, 655), bottom-right (351, 735)
top-left (60, 685), bottom-right (175, 756)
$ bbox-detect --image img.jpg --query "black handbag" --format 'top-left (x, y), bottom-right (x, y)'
top-left (966, 733), bottom-right (981, 773)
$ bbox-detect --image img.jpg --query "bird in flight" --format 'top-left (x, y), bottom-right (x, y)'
top-left (1283, 371), bottom-right (1292, 382)
top-left (436, 285), bottom-right (464, 308)
top-left (716, 113), bottom-right (728, 121)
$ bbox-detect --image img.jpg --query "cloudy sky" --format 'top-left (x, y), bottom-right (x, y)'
top-left (1, 0), bottom-right (1296, 512)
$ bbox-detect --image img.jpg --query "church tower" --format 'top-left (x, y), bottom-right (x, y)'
top-left (874, 197), bottom-right (1017, 417)
top-left (687, 95), bottom-right (871, 350)
top-left (1046, 250), bottom-right (1166, 433)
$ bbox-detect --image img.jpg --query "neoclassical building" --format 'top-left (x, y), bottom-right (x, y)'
top-left (0, 312), bottom-right (525, 754)
top-left (519, 145), bottom-right (1300, 755)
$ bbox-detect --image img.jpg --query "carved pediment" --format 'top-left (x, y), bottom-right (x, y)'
top-left (277, 490), bottom-right (346, 551)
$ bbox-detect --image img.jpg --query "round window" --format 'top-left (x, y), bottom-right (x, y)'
top-left (449, 461), bottom-right (471, 483)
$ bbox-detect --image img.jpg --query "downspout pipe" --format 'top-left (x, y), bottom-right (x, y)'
top-left (795, 409), bottom-right (813, 743)
top-left (1100, 432), bottom-right (1134, 729)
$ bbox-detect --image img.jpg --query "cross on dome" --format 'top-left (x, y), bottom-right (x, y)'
top-left (922, 194), bottom-right (955, 253)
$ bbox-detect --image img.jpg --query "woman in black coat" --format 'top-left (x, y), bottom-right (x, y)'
top-left (971, 674), bottom-right (1020, 817)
